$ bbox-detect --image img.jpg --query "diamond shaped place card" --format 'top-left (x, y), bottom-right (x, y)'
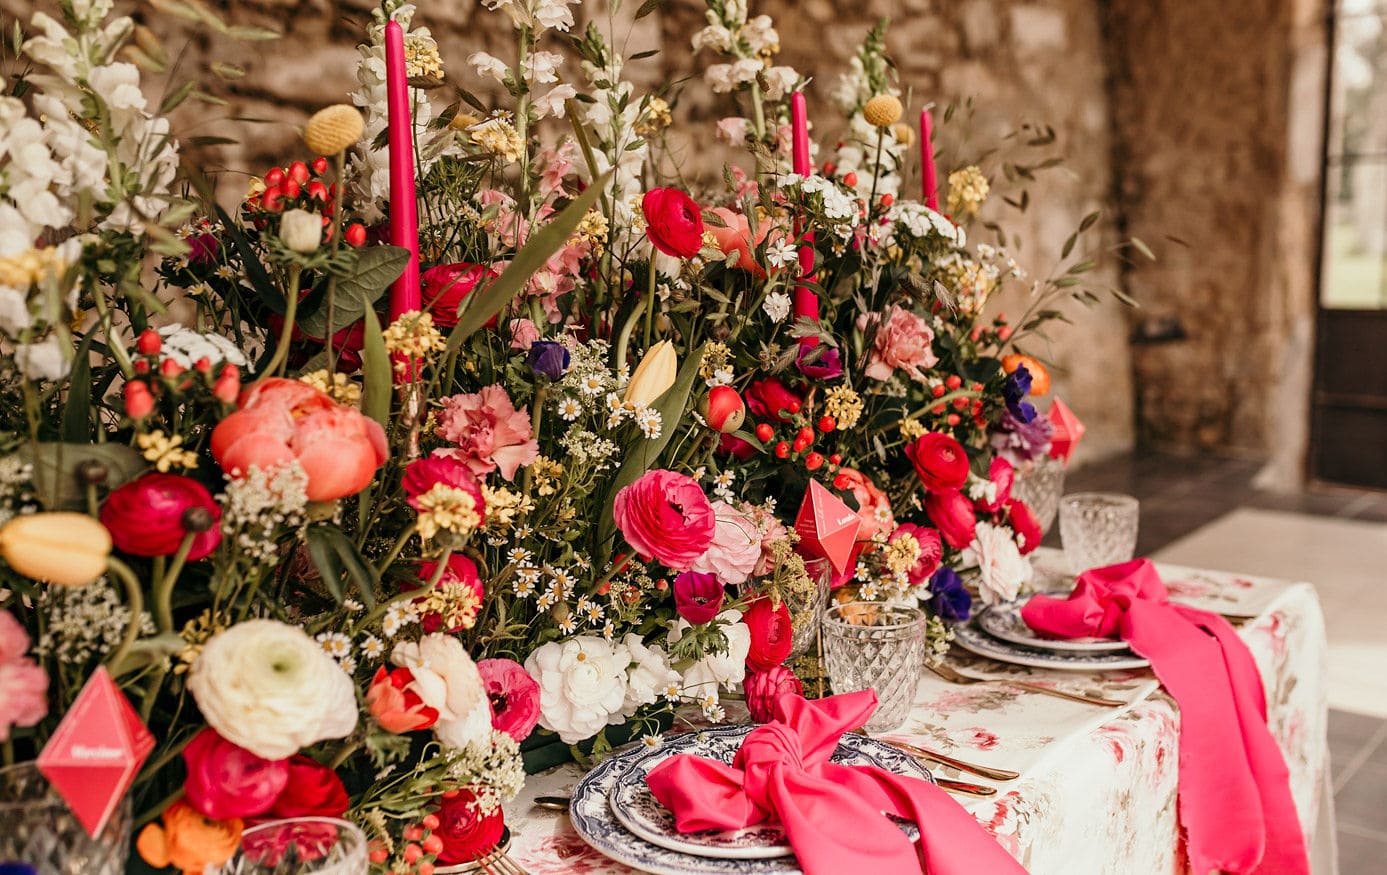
top-left (37, 666), bottom-right (154, 837)
top-left (795, 479), bottom-right (861, 577)
top-left (1047, 397), bottom-right (1086, 464)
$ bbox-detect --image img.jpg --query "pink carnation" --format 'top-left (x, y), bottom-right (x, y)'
top-left (858, 305), bottom-right (938, 382)
top-left (0, 611), bottom-right (47, 742)
top-left (434, 385), bottom-right (539, 480)
top-left (613, 470), bottom-right (716, 571)
top-left (477, 658), bottom-right (541, 743)
top-left (688, 501), bottom-right (763, 585)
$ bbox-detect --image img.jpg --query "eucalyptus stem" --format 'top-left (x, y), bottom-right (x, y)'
top-left (104, 557), bottom-right (146, 674)
top-left (261, 265), bottom-right (303, 379)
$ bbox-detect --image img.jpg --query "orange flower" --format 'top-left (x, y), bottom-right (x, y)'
top-left (1001, 354), bottom-right (1050, 396)
top-left (137, 800), bottom-right (243, 875)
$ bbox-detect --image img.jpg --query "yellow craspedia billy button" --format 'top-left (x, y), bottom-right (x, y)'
top-left (0, 512), bottom-right (112, 586)
top-left (303, 104), bottom-right (365, 156)
top-left (863, 94), bottom-right (904, 128)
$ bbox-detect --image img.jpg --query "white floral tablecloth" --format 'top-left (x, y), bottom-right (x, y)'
top-left (502, 551), bottom-right (1332, 874)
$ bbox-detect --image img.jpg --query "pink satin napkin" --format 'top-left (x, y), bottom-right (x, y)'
top-left (1021, 559), bottom-right (1308, 875)
top-left (645, 690), bottom-right (1027, 875)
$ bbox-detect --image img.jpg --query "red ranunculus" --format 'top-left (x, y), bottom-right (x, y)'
top-left (421, 262), bottom-right (498, 329)
top-left (905, 432), bottom-right (970, 493)
top-left (477, 658), bottom-right (542, 742)
top-left (743, 597), bottom-right (794, 672)
top-left (100, 473), bottom-right (222, 560)
top-left (266, 755), bottom-right (349, 819)
top-left (925, 489), bottom-right (978, 550)
top-left (744, 378), bottom-right (802, 424)
top-left (366, 666), bottom-right (440, 734)
top-left (182, 728), bottom-right (289, 821)
top-left (1005, 498), bottom-right (1042, 555)
top-left (744, 665), bottom-right (803, 723)
top-left (673, 571), bottom-right (725, 625)
top-left (890, 523), bottom-right (943, 585)
top-left (434, 788), bottom-right (506, 864)
top-left (974, 457), bottom-right (1014, 513)
top-left (642, 188), bottom-right (705, 259)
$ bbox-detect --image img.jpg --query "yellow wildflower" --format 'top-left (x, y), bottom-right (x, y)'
top-left (404, 35), bottom-right (444, 81)
top-left (299, 369), bottom-right (362, 405)
top-left (303, 104), bottom-right (365, 156)
top-left (863, 94), bottom-right (903, 128)
top-left (699, 342), bottom-right (732, 382)
top-left (946, 166), bottom-right (990, 219)
top-left (382, 311), bottom-right (447, 363)
top-left (882, 533), bottom-right (921, 578)
top-left (571, 210), bottom-right (610, 251)
top-left (417, 580), bottom-right (481, 631)
top-left (899, 418), bottom-right (927, 441)
top-left (137, 430), bottom-right (199, 472)
top-left (822, 385), bottom-right (864, 430)
top-left (483, 485), bottom-right (534, 532)
top-left (468, 117), bottom-right (525, 164)
top-left (529, 456), bottom-right (565, 497)
top-left (414, 484), bottom-right (482, 541)
top-left (0, 246), bottom-right (66, 288)
top-left (636, 96), bottom-right (673, 137)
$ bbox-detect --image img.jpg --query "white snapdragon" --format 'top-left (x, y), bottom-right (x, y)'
top-left (468, 51), bottom-right (511, 83)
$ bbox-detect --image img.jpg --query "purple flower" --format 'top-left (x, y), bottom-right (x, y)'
top-left (1002, 365), bottom-right (1036, 423)
top-left (928, 567), bottom-right (973, 622)
top-left (673, 571), bottom-right (725, 625)
top-left (526, 342), bottom-right (571, 380)
top-left (796, 344), bottom-right (843, 380)
top-left (990, 408), bottom-right (1055, 466)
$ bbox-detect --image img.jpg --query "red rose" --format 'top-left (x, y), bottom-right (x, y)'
top-left (182, 728), bottom-right (289, 820)
top-left (744, 665), bottom-right (803, 723)
top-left (905, 432), bottom-right (970, 493)
top-left (642, 188), bottom-right (705, 259)
top-left (925, 489), bottom-right (978, 550)
top-left (267, 755), bottom-right (349, 819)
top-left (366, 666), bottom-right (440, 734)
top-left (1005, 498), bottom-right (1042, 555)
top-left (101, 473), bottom-right (222, 560)
top-left (434, 788), bottom-right (505, 864)
top-left (973, 457), bottom-right (1014, 513)
top-left (421, 262), bottom-right (497, 329)
top-left (744, 378), bottom-right (802, 424)
top-left (743, 597), bottom-right (793, 672)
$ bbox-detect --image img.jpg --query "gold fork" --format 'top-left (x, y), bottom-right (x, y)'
top-left (474, 845), bottom-right (531, 875)
top-left (926, 661), bottom-right (1127, 708)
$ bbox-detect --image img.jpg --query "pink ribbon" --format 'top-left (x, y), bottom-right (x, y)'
top-left (1021, 559), bottom-right (1309, 875)
top-left (646, 691), bottom-right (1026, 875)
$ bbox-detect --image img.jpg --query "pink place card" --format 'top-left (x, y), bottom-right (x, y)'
top-left (795, 479), bottom-right (861, 577)
top-left (1047, 398), bottom-right (1086, 463)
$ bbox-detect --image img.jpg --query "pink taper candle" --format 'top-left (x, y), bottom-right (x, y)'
top-left (920, 108), bottom-right (939, 211)
top-left (789, 92), bottom-right (819, 332)
top-left (385, 20), bottom-right (421, 320)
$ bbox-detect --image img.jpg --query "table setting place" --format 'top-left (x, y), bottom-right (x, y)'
top-left (494, 491), bottom-right (1322, 875)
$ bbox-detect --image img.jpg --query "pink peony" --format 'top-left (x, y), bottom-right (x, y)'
top-left (434, 385), bottom-right (539, 480)
top-left (0, 611), bottom-right (46, 741)
top-left (835, 467), bottom-right (895, 544)
top-left (744, 665), bottom-right (803, 723)
top-left (890, 523), bottom-right (943, 585)
top-left (613, 470), bottom-right (716, 571)
top-left (476, 658), bottom-right (541, 742)
top-left (858, 305), bottom-right (938, 382)
top-left (688, 501), bottom-right (763, 585)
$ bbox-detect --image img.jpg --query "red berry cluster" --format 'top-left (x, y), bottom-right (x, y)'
top-left (749, 401), bottom-right (846, 478)
top-left (123, 329), bottom-right (241, 420)
top-left (367, 812), bottom-right (444, 875)
top-left (968, 311), bottom-right (1013, 345)
top-left (921, 373), bottom-right (988, 430)
top-left (244, 158), bottom-right (366, 247)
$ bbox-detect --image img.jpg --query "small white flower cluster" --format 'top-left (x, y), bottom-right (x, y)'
top-left (0, 457), bottom-right (34, 528)
top-left (558, 427), bottom-right (620, 470)
top-left (219, 463), bottom-right (309, 564)
top-left (381, 601), bottom-right (421, 638)
top-left (891, 202), bottom-right (966, 247)
top-left (443, 728), bottom-right (526, 814)
top-left (777, 174), bottom-right (859, 235)
top-left (152, 326), bottom-right (250, 371)
top-left (829, 27), bottom-right (905, 199)
top-left (315, 631), bottom-right (357, 675)
top-left (604, 393), bottom-right (662, 439)
top-left (554, 340), bottom-right (621, 415)
top-left (467, 40), bottom-right (575, 120)
top-left (35, 582), bottom-right (154, 664)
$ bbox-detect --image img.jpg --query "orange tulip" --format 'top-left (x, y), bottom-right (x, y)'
top-left (705, 207), bottom-right (771, 278)
top-left (137, 800), bottom-right (243, 875)
top-left (1001, 354), bottom-right (1050, 396)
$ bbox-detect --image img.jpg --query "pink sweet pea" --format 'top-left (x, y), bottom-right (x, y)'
top-left (706, 207), bottom-right (769, 277)
top-left (0, 611), bottom-right (46, 741)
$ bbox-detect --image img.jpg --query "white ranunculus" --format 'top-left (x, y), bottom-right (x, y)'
top-left (524, 636), bottom-right (629, 744)
top-left (14, 335), bottom-right (71, 382)
top-left (280, 209), bottom-right (323, 254)
top-left (620, 633), bottom-right (680, 718)
top-left (963, 522), bottom-right (1033, 606)
top-left (187, 619), bottom-right (358, 759)
top-left (670, 609), bottom-right (750, 702)
top-left (391, 634), bottom-right (492, 750)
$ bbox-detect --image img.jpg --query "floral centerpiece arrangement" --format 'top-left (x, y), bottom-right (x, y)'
top-left (0, 0), bottom-right (1139, 870)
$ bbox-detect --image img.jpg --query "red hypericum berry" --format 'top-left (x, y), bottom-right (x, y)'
top-left (403, 825), bottom-right (424, 842)
top-left (997, 326), bottom-right (1013, 340)
top-left (595, 580), bottom-right (611, 596)
top-left (193, 356), bottom-right (212, 374)
top-left (947, 414), bottom-right (961, 426)
top-left (654, 578), bottom-right (668, 591)
top-left (932, 384), bottom-right (946, 398)
top-left (133, 359), bottom-right (150, 375)
top-left (833, 473), bottom-right (851, 489)
top-left (996, 311), bottom-right (1007, 322)
top-left (952, 397), bottom-right (968, 410)
top-left (972, 400), bottom-right (984, 414)
top-left (881, 193), bottom-right (894, 208)
top-left (283, 179), bottom-right (302, 199)
top-left (795, 426), bottom-right (814, 444)
top-left (774, 441), bottom-right (790, 459)
top-left (971, 382), bottom-right (984, 392)
top-left (264, 167), bottom-right (285, 189)
top-left (261, 187), bottom-right (284, 213)
top-left (288, 161), bottom-right (310, 185)
top-left (974, 415), bottom-right (988, 427)
top-left (843, 172), bottom-right (859, 187)
top-left (160, 358), bottom-right (184, 377)
top-left (786, 400), bottom-right (802, 414)
top-left (418, 864), bottom-right (436, 875)
top-left (970, 327), bottom-right (982, 341)
top-left (136, 329), bottom-right (162, 356)
top-left (124, 382), bottom-right (154, 419)
top-left (441, 789), bottom-right (460, 799)
top-left (369, 848), bottom-right (389, 865)
top-left (213, 371), bottom-right (240, 405)
top-left (307, 180), bottom-right (329, 201)
top-left (311, 156), bottom-right (329, 175)
top-left (345, 223), bottom-right (367, 247)
top-left (828, 453), bottom-right (842, 465)
top-left (823, 162), bottom-right (837, 175)
top-left (755, 423), bottom-right (774, 442)
top-left (804, 452), bottom-right (824, 471)
top-left (792, 436), bottom-right (811, 453)
top-left (930, 403), bottom-right (945, 414)
top-left (817, 415), bottom-right (836, 433)
top-left (422, 835), bottom-right (443, 855)
top-left (403, 843), bottom-right (423, 864)
top-left (945, 375), bottom-right (962, 390)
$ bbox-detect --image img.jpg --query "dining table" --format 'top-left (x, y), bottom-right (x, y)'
top-left (497, 548), bottom-right (1335, 874)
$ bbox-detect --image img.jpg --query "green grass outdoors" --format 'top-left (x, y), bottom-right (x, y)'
top-left (1324, 221), bottom-right (1387, 309)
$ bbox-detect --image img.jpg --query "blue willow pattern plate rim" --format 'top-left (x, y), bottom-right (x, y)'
top-left (954, 620), bottom-right (1152, 671)
top-left (976, 597), bottom-right (1133, 653)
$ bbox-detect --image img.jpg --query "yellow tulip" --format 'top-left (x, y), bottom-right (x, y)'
top-left (623, 340), bottom-right (678, 408)
top-left (0, 512), bottom-right (112, 587)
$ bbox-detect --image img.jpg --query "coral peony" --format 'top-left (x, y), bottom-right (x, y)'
top-left (182, 728), bottom-right (289, 821)
top-left (835, 467), bottom-right (895, 544)
top-left (906, 432), bottom-right (970, 493)
top-left (476, 658), bottom-right (541, 742)
top-left (673, 571), bottom-right (725, 625)
top-left (925, 488), bottom-right (978, 550)
top-left (137, 800), bottom-right (242, 875)
top-left (101, 473), bottom-right (222, 560)
top-left (433, 788), bottom-right (506, 864)
top-left (743, 597), bottom-right (793, 672)
top-left (421, 262), bottom-right (497, 329)
top-left (745, 665), bottom-right (803, 723)
top-left (266, 755), bottom-right (350, 819)
top-left (366, 666), bottom-right (440, 734)
top-left (858, 305), bottom-right (937, 382)
top-left (705, 206), bottom-right (768, 276)
top-left (434, 385), bottom-right (539, 480)
top-left (642, 188), bottom-right (705, 258)
top-left (688, 501), bottom-right (762, 585)
top-left (211, 378), bottom-right (387, 502)
top-left (613, 469), bottom-right (716, 571)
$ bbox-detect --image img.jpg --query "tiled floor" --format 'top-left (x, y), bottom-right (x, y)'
top-left (1065, 453), bottom-right (1387, 873)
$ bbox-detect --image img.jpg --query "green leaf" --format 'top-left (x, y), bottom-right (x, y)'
top-left (360, 307), bottom-right (392, 430)
top-left (159, 80), bottom-right (195, 114)
top-left (226, 25), bottom-right (280, 40)
top-left (1079, 210), bottom-right (1101, 232)
top-left (445, 173), bottom-right (610, 353)
top-left (214, 204), bottom-right (284, 313)
top-left (298, 246), bottom-right (407, 337)
top-left (20, 442), bottom-right (144, 511)
top-left (305, 524), bottom-right (379, 610)
top-left (1130, 236), bottom-right (1157, 261)
top-left (635, 0), bottom-right (663, 19)
top-left (61, 333), bottom-right (95, 443)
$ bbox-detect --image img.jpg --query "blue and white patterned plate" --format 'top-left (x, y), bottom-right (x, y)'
top-left (954, 620), bottom-right (1151, 671)
top-left (570, 725), bottom-right (933, 874)
top-left (607, 726), bottom-right (930, 860)
top-left (977, 598), bottom-right (1132, 653)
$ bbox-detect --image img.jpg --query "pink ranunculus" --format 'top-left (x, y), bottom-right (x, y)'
top-left (706, 207), bottom-right (769, 277)
top-left (100, 473), bottom-right (223, 560)
top-left (744, 665), bottom-right (803, 723)
top-left (210, 378), bottom-right (388, 502)
top-left (857, 305), bottom-right (938, 382)
top-left (182, 728), bottom-right (290, 820)
top-left (476, 658), bottom-right (541, 742)
top-left (421, 262), bottom-right (498, 330)
top-left (0, 611), bottom-right (46, 742)
top-left (434, 385), bottom-right (539, 480)
top-left (688, 501), bottom-right (763, 585)
top-left (890, 523), bottom-right (943, 585)
top-left (926, 489), bottom-right (978, 550)
top-left (673, 571), bottom-right (725, 625)
top-left (974, 457), bottom-right (1014, 513)
top-left (612, 470), bottom-right (716, 571)
top-left (834, 467), bottom-right (895, 545)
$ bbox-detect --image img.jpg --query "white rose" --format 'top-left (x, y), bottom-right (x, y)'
top-left (620, 633), bottom-right (679, 718)
top-left (963, 522), bottom-right (1033, 606)
top-left (187, 619), bottom-right (358, 759)
top-left (391, 634), bottom-right (492, 750)
top-left (670, 610), bottom-right (750, 702)
top-left (280, 209), bottom-right (323, 253)
top-left (524, 636), bottom-right (629, 744)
